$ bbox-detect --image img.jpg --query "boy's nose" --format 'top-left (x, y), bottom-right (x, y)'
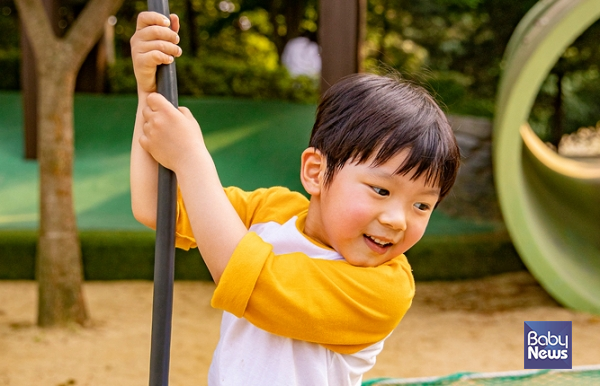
top-left (379, 206), bottom-right (407, 231)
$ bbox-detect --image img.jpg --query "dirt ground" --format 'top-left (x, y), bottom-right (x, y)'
top-left (1, 271), bottom-right (599, 386)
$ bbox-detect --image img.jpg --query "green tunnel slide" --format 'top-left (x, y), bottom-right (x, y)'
top-left (494, 0), bottom-right (600, 314)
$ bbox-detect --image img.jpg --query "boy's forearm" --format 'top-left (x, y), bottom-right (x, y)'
top-left (132, 89), bottom-right (246, 283)
top-left (130, 93), bottom-right (159, 229)
top-left (174, 149), bottom-right (247, 284)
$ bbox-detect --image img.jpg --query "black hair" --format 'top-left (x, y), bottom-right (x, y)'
top-left (309, 73), bottom-right (460, 202)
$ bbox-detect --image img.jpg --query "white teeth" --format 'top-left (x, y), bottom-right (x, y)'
top-left (368, 235), bottom-right (391, 246)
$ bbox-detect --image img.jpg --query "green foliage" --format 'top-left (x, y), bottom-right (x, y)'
top-left (0, 2), bottom-right (19, 90)
top-left (364, 0), bottom-right (539, 115)
top-left (105, 58), bottom-right (137, 94)
top-left (0, 49), bottom-right (19, 90)
top-left (0, 2), bottom-right (18, 49)
top-left (3, 0), bottom-right (600, 123)
top-left (107, 55), bottom-right (318, 103)
top-left (364, 0), bottom-right (600, 131)
top-left (528, 19), bottom-right (600, 143)
top-left (104, 0), bottom-right (318, 102)
top-left (426, 71), bottom-right (494, 117)
top-left (564, 69), bottom-right (600, 130)
top-left (530, 67), bottom-right (600, 141)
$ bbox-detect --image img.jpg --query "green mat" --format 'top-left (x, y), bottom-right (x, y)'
top-left (363, 365), bottom-right (600, 385)
top-left (0, 91), bottom-right (522, 281)
top-left (0, 91), bottom-right (316, 230)
top-left (0, 91), bottom-right (501, 235)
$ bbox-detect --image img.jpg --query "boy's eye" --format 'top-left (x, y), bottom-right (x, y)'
top-left (414, 202), bottom-right (431, 211)
top-left (372, 187), bottom-right (390, 196)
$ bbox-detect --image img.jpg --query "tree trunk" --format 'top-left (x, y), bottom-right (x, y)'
top-left (551, 71), bottom-right (564, 147)
top-left (15, 0), bottom-right (125, 327)
top-left (269, 0), bottom-right (307, 58)
top-left (36, 64), bottom-right (88, 326)
top-left (185, 0), bottom-right (199, 55)
top-left (318, 0), bottom-right (365, 93)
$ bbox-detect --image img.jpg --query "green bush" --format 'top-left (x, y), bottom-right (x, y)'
top-left (0, 230), bottom-right (212, 281)
top-left (107, 55), bottom-right (319, 103)
top-left (0, 49), bottom-right (20, 90)
top-left (427, 71), bottom-right (495, 118)
top-left (0, 230), bottom-right (523, 281)
top-left (106, 58), bottom-right (138, 94)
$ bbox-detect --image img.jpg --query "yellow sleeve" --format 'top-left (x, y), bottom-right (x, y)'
top-left (174, 187), bottom-right (196, 250)
top-left (211, 232), bottom-right (415, 355)
top-left (174, 186), bottom-right (308, 250)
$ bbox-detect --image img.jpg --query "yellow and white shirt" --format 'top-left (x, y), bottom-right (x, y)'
top-left (175, 186), bottom-right (415, 386)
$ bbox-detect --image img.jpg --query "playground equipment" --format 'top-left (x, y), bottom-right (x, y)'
top-left (494, 0), bottom-right (600, 314)
top-left (147, 1), bottom-right (179, 386)
top-left (364, 365), bottom-right (600, 385)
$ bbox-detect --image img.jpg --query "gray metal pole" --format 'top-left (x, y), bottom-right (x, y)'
top-left (146, 1), bottom-right (178, 385)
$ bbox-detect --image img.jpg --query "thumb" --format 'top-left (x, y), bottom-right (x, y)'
top-left (178, 106), bottom-right (194, 119)
top-left (146, 92), bottom-right (173, 111)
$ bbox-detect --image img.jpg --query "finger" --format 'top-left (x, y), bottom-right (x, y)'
top-left (142, 103), bottom-right (153, 117)
top-left (170, 14), bottom-right (180, 33)
top-left (138, 132), bottom-right (151, 154)
top-left (134, 25), bottom-right (180, 49)
top-left (141, 107), bottom-right (154, 129)
top-left (178, 106), bottom-right (194, 119)
top-left (132, 45), bottom-right (180, 70)
top-left (136, 11), bottom-right (170, 31)
top-left (141, 49), bottom-right (176, 67)
top-left (147, 92), bottom-right (176, 113)
top-left (146, 92), bottom-right (163, 111)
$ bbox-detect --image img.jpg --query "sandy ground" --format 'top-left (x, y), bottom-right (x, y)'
top-left (1, 271), bottom-right (599, 386)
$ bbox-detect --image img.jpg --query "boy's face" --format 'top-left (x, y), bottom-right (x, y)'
top-left (304, 150), bottom-right (440, 267)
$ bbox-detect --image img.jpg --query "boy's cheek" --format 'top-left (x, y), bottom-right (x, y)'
top-left (340, 210), bottom-right (371, 234)
top-left (408, 224), bottom-right (428, 246)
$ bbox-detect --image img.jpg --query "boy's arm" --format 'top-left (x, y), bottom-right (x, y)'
top-left (130, 12), bottom-right (247, 283)
top-left (130, 11), bottom-right (181, 229)
top-left (212, 232), bottom-right (415, 354)
top-left (130, 100), bottom-right (159, 229)
top-left (139, 93), bottom-right (248, 284)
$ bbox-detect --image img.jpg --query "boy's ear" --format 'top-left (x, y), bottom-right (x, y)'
top-left (300, 147), bottom-right (325, 196)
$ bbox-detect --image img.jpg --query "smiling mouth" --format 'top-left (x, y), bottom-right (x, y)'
top-left (364, 235), bottom-right (393, 248)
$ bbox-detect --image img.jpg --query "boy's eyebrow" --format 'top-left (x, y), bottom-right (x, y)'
top-left (420, 188), bottom-right (442, 197)
top-left (368, 168), bottom-right (441, 196)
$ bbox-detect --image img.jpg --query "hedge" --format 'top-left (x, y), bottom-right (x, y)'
top-left (0, 230), bottom-right (524, 282)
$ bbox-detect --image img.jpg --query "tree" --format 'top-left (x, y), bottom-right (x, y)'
top-left (532, 19), bottom-right (600, 145)
top-left (14, 0), bottom-right (124, 327)
top-left (364, 0), bottom-right (538, 115)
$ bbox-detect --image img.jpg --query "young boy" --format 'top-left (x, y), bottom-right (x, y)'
top-left (130, 11), bottom-right (460, 386)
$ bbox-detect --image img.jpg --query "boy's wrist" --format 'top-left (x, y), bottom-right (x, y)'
top-left (137, 86), bottom-right (154, 100)
top-left (173, 144), bottom-right (211, 177)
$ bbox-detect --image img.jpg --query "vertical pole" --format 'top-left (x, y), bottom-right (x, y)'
top-left (146, 1), bottom-right (178, 385)
top-left (318, 0), bottom-right (366, 93)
